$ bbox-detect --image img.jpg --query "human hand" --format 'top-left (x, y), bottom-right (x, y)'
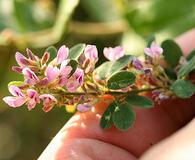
top-left (38, 29), bottom-right (195, 160)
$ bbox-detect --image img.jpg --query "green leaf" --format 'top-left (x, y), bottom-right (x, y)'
top-left (107, 71), bottom-right (136, 90)
top-left (164, 68), bottom-right (177, 80)
top-left (112, 102), bottom-right (135, 131)
top-left (8, 81), bottom-right (25, 87)
top-left (68, 43), bottom-right (86, 60)
top-left (100, 102), bottom-right (117, 129)
top-left (46, 46), bottom-right (57, 60)
top-left (187, 50), bottom-right (195, 61)
top-left (161, 40), bottom-right (182, 68)
top-left (68, 60), bottom-right (78, 77)
top-left (171, 79), bottom-right (195, 98)
top-left (94, 55), bottom-right (133, 80)
top-left (125, 95), bottom-right (154, 108)
top-left (178, 55), bottom-right (195, 78)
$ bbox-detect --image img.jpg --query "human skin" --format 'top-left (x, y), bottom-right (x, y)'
top-left (38, 29), bottom-right (195, 160)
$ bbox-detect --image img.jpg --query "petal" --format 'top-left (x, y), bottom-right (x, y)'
top-left (60, 66), bottom-right (72, 77)
top-left (39, 94), bottom-right (57, 102)
top-left (59, 77), bottom-right (68, 87)
top-left (3, 96), bottom-right (26, 108)
top-left (57, 45), bottom-right (69, 64)
top-left (41, 52), bottom-right (50, 65)
top-left (77, 104), bottom-right (92, 112)
top-left (60, 59), bottom-right (70, 69)
top-left (9, 85), bottom-right (24, 97)
top-left (15, 52), bottom-right (30, 66)
top-left (26, 89), bottom-right (38, 99)
top-left (37, 78), bottom-right (49, 86)
top-left (103, 46), bottom-right (124, 61)
top-left (151, 42), bottom-right (163, 55)
top-left (12, 66), bottom-right (22, 73)
top-left (26, 48), bottom-right (36, 60)
top-left (45, 65), bottom-right (60, 82)
top-left (42, 105), bottom-right (53, 113)
top-left (103, 47), bottom-right (113, 61)
top-left (144, 48), bottom-right (153, 57)
top-left (84, 45), bottom-right (98, 63)
top-left (22, 68), bottom-right (39, 85)
top-left (113, 46), bottom-right (125, 60)
top-left (74, 68), bottom-right (84, 84)
top-left (66, 80), bottom-right (80, 92)
top-left (27, 100), bottom-right (37, 110)
top-left (132, 58), bottom-right (143, 70)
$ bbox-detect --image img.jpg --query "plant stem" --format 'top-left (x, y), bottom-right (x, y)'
top-left (59, 87), bottom-right (159, 96)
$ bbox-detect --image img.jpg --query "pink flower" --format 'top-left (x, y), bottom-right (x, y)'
top-left (132, 58), bottom-right (143, 70)
top-left (39, 94), bottom-right (57, 112)
top-left (77, 104), bottom-right (92, 112)
top-left (56, 45), bottom-right (69, 64)
top-left (12, 66), bottom-right (23, 73)
top-left (3, 86), bottom-right (40, 109)
top-left (22, 68), bottom-right (39, 85)
top-left (66, 68), bottom-right (84, 92)
top-left (3, 85), bottom-right (26, 108)
top-left (103, 46), bottom-right (125, 61)
top-left (45, 65), bottom-right (60, 82)
top-left (26, 48), bottom-right (36, 61)
top-left (26, 89), bottom-right (39, 110)
top-left (15, 52), bottom-right (30, 67)
top-left (58, 60), bottom-right (72, 86)
top-left (144, 42), bottom-right (163, 58)
top-left (45, 60), bottom-right (72, 85)
top-left (41, 52), bottom-right (50, 65)
top-left (84, 45), bottom-right (98, 63)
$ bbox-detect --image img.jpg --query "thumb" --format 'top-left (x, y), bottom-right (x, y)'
top-left (140, 117), bottom-right (195, 160)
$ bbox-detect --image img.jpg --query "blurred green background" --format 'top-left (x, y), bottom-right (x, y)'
top-left (0, 0), bottom-right (195, 159)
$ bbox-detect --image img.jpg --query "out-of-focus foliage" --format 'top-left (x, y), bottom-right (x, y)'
top-left (0, 0), bottom-right (195, 159)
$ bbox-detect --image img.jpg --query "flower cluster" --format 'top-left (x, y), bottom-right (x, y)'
top-left (4, 45), bottom-right (96, 112)
top-left (3, 40), bottom-right (195, 130)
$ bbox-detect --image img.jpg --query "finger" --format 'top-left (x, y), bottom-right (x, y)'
top-left (39, 137), bottom-right (137, 160)
top-left (176, 29), bottom-right (195, 55)
top-left (140, 117), bottom-right (195, 160)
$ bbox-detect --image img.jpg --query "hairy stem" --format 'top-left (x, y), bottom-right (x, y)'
top-left (59, 87), bottom-right (159, 96)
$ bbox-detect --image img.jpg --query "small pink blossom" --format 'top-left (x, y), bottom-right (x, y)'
top-left (77, 104), bottom-right (92, 112)
top-left (45, 60), bottom-right (72, 85)
top-left (144, 42), bottom-right (163, 58)
top-left (103, 46), bottom-right (125, 61)
top-left (39, 94), bottom-right (57, 112)
top-left (26, 48), bottom-right (36, 61)
top-left (22, 68), bottom-right (39, 85)
top-left (41, 52), bottom-right (50, 65)
top-left (26, 89), bottom-right (39, 110)
top-left (66, 68), bottom-right (84, 92)
top-left (56, 45), bottom-right (69, 64)
top-left (3, 85), bottom-right (26, 108)
top-left (132, 58), bottom-right (143, 70)
top-left (12, 66), bottom-right (23, 73)
top-left (45, 65), bottom-right (60, 82)
top-left (3, 86), bottom-right (40, 109)
top-left (58, 60), bottom-right (72, 86)
top-left (84, 45), bottom-right (98, 63)
top-left (15, 52), bottom-right (30, 67)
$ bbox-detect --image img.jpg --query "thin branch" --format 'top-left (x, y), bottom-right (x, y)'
top-left (59, 87), bottom-right (159, 96)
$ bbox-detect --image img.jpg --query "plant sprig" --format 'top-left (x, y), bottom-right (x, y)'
top-left (3, 40), bottom-right (195, 131)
